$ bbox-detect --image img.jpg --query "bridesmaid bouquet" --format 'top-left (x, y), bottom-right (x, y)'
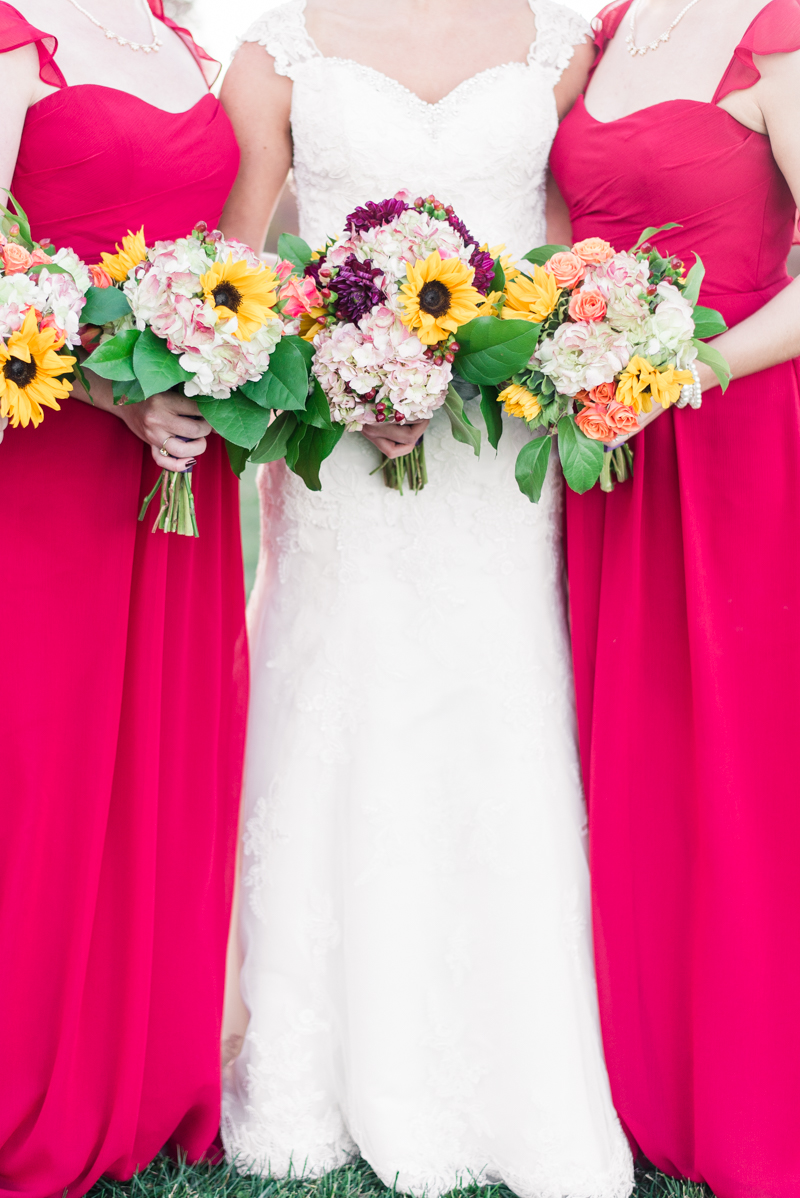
top-left (469, 224), bottom-right (731, 502)
top-left (82, 223), bottom-right (311, 535)
top-left (0, 194), bottom-right (89, 429)
top-left (268, 192), bottom-right (535, 493)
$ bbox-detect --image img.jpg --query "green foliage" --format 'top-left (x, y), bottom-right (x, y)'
top-left (226, 441), bottom-right (251, 479)
top-left (454, 317), bottom-right (540, 386)
top-left (491, 257), bottom-right (506, 292)
top-left (87, 329), bottom-right (140, 381)
top-left (133, 326), bottom-right (192, 399)
top-left (522, 244), bottom-right (569, 267)
top-left (82, 286), bottom-right (132, 325)
top-left (197, 395), bottom-right (271, 450)
top-left (241, 336), bottom-right (310, 411)
top-left (277, 232), bottom-right (313, 273)
top-left (0, 189), bottom-right (32, 247)
top-left (298, 379), bottom-right (333, 430)
top-left (557, 415), bottom-right (605, 493)
top-left (630, 223), bottom-right (681, 252)
top-left (479, 384), bottom-right (503, 451)
top-left (249, 411), bottom-right (300, 464)
top-left (112, 377), bottom-right (145, 405)
top-left (290, 424), bottom-right (345, 490)
top-left (515, 434), bottom-right (552, 503)
top-left (691, 305), bottom-right (727, 340)
top-left (681, 254), bottom-right (705, 308)
top-left (694, 338), bottom-right (732, 391)
top-left (444, 384), bottom-right (481, 456)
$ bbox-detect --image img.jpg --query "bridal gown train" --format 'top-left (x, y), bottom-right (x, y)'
top-left (222, 3), bottom-right (633, 1195)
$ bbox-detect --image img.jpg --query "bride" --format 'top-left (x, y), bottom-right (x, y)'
top-left (219, 2), bottom-right (633, 1195)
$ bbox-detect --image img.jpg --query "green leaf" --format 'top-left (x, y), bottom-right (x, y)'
top-left (693, 338), bottom-right (732, 392)
top-left (277, 232), bottom-right (313, 273)
top-left (454, 316), bottom-right (540, 386)
top-left (681, 253), bottom-right (706, 308)
top-left (522, 244), bottom-right (569, 267)
top-left (298, 379), bottom-right (333, 429)
top-left (133, 325), bottom-right (192, 399)
top-left (444, 384), bottom-right (481, 456)
top-left (290, 424), bottom-right (344, 490)
top-left (0, 189), bottom-right (32, 247)
top-left (86, 329), bottom-right (140, 381)
top-left (249, 411), bottom-right (300, 463)
top-left (492, 257), bottom-right (506, 292)
top-left (285, 421), bottom-right (307, 471)
top-left (286, 333), bottom-right (315, 368)
top-left (691, 305), bottom-right (727, 340)
top-left (630, 223), bottom-right (682, 252)
top-left (557, 415), bottom-right (605, 494)
top-left (196, 394), bottom-right (271, 449)
top-left (29, 263), bottom-right (73, 278)
top-left (81, 285), bottom-right (132, 325)
top-left (240, 335), bottom-right (310, 411)
top-left (515, 435), bottom-right (553, 504)
top-left (112, 376), bottom-right (145, 405)
top-left (226, 440), bottom-right (250, 478)
top-left (479, 384), bottom-right (503, 451)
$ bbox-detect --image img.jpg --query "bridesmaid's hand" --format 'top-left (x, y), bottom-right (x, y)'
top-left (0, 416), bottom-right (7, 445)
top-left (361, 419), bottom-right (430, 459)
top-left (607, 360), bottom-right (718, 449)
top-left (116, 390), bottom-right (212, 473)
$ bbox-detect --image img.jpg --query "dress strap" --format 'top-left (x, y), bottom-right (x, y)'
top-left (527, 0), bottom-right (592, 79)
top-left (586, 1), bottom-right (632, 69)
top-left (713, 0), bottom-right (800, 104)
top-left (0, 1), bottom-right (65, 88)
top-left (147, 0), bottom-right (219, 86)
top-left (236, 0), bottom-right (321, 78)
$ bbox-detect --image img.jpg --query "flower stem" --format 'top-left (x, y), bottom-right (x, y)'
top-left (379, 439), bottom-right (428, 495)
top-left (138, 468), bottom-right (199, 537)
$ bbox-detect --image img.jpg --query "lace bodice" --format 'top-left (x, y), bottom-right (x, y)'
top-left (239, 0), bottom-right (590, 257)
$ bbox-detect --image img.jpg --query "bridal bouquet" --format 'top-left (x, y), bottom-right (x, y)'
top-left (0, 195), bottom-right (87, 429)
top-left (83, 223), bottom-right (311, 535)
top-left (267, 192), bottom-right (516, 493)
top-left (473, 224), bottom-right (731, 502)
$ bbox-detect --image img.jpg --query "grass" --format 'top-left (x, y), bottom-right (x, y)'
top-left (88, 1152), bottom-right (715, 1198)
top-left (240, 461), bottom-right (261, 599)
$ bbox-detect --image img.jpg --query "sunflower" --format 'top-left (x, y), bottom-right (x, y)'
top-left (100, 227), bottom-right (147, 283)
top-left (399, 251), bottom-right (483, 345)
top-left (200, 255), bottom-right (279, 341)
top-left (0, 308), bottom-right (75, 428)
top-left (498, 383), bottom-right (541, 422)
top-left (501, 265), bottom-right (561, 324)
top-left (617, 356), bottom-right (694, 414)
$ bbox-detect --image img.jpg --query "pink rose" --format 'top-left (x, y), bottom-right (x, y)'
top-left (604, 399), bottom-right (640, 435)
top-left (572, 237), bottom-right (615, 265)
top-left (575, 402), bottom-right (615, 443)
top-left (568, 289), bottom-right (607, 323)
top-left (88, 264), bottom-right (113, 288)
top-left (30, 248), bottom-right (52, 266)
top-left (2, 243), bottom-right (33, 274)
top-left (279, 274), bottom-right (323, 318)
top-left (545, 251), bottom-right (585, 290)
top-left (39, 313), bottom-right (66, 348)
top-left (274, 258), bottom-right (293, 282)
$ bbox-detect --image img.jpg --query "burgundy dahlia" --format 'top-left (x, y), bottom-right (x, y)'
top-left (470, 246), bottom-right (496, 296)
top-left (346, 197), bottom-right (409, 233)
top-left (446, 211), bottom-right (478, 249)
top-left (305, 253), bottom-right (328, 287)
top-left (335, 254), bottom-right (386, 323)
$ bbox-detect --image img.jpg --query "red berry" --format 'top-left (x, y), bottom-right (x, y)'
top-left (376, 412), bottom-right (386, 423)
top-left (449, 341), bottom-right (460, 353)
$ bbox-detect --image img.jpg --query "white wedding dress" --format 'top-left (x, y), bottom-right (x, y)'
top-left (222, 3), bottom-right (633, 1196)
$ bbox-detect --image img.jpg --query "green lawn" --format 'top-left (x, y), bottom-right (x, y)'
top-left (240, 461), bottom-right (262, 598)
top-left (89, 1153), bottom-right (713, 1198)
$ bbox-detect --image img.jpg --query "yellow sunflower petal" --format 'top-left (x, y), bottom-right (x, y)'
top-left (100, 227), bottom-right (147, 283)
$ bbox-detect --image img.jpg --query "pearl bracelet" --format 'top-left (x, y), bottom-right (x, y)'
top-left (677, 362), bottom-right (703, 410)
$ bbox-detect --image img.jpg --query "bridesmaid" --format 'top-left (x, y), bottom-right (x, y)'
top-left (0, 1), bottom-right (246, 1193)
top-left (550, 1), bottom-right (800, 1195)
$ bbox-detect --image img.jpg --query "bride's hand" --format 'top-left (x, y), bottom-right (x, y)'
top-left (0, 415), bottom-right (7, 445)
top-left (361, 419), bottom-right (430, 459)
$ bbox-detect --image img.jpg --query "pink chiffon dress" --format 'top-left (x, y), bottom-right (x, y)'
top-left (0, 5), bottom-right (247, 1195)
top-left (550, 3), bottom-right (800, 1195)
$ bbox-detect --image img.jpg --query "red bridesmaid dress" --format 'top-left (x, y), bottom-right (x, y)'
top-left (550, 3), bottom-right (800, 1195)
top-left (0, 5), bottom-right (247, 1195)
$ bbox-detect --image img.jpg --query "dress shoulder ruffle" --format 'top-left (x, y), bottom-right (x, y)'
top-left (0, 1), bottom-right (65, 88)
top-left (714, 0), bottom-right (800, 103)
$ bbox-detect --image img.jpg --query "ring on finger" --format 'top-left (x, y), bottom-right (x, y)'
top-left (159, 436), bottom-right (174, 457)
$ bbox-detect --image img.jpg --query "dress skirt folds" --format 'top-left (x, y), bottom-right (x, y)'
top-left (550, 3), bottom-right (800, 1196)
top-left (0, 5), bottom-right (246, 1195)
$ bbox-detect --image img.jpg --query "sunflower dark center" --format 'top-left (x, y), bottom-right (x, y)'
top-left (418, 280), bottom-right (452, 318)
top-left (4, 356), bottom-right (36, 388)
top-left (212, 283), bottom-right (243, 312)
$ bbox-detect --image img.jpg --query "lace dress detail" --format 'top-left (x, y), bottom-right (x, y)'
top-left (223, 5), bottom-right (633, 1198)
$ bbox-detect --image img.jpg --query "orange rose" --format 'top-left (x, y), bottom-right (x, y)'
top-left (30, 247), bottom-right (52, 266)
top-left (572, 237), bottom-right (615, 265)
top-left (568, 289), bottom-right (607, 323)
top-left (545, 250), bottom-right (585, 290)
top-left (88, 264), bottom-right (114, 288)
top-left (605, 400), bottom-right (641, 435)
top-left (588, 382), bottom-right (616, 404)
top-left (3, 243), bottom-right (33, 274)
top-left (575, 403), bottom-right (615, 443)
